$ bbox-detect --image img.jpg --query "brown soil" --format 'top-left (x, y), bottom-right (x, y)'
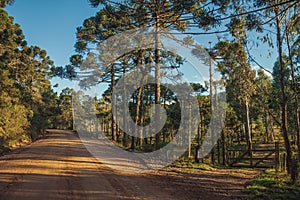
top-left (0, 130), bottom-right (260, 200)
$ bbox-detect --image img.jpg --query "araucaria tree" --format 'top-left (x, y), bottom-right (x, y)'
top-left (0, 2), bottom-right (67, 149)
top-left (69, 0), bottom-right (230, 149)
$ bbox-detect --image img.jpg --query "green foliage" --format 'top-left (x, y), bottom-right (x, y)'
top-left (247, 169), bottom-right (300, 200)
top-left (0, 7), bottom-right (65, 150)
top-left (171, 157), bottom-right (217, 171)
top-left (0, 0), bottom-right (14, 8)
top-left (57, 88), bottom-right (74, 130)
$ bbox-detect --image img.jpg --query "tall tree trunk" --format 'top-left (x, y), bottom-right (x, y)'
top-left (122, 65), bottom-right (128, 147)
top-left (286, 30), bottom-right (300, 176)
top-left (221, 130), bottom-right (226, 165)
top-left (130, 93), bottom-right (136, 150)
top-left (163, 92), bottom-right (167, 143)
top-left (264, 113), bottom-right (272, 143)
top-left (154, 2), bottom-right (161, 150)
top-left (209, 54), bottom-right (215, 164)
top-left (188, 104), bottom-right (192, 158)
top-left (134, 85), bottom-right (144, 149)
top-left (215, 82), bottom-right (226, 165)
top-left (244, 100), bottom-right (252, 166)
top-left (111, 65), bottom-right (116, 142)
top-left (275, 7), bottom-right (292, 174)
top-left (195, 119), bottom-right (201, 163)
top-left (131, 51), bottom-right (145, 150)
top-left (139, 104), bottom-right (144, 147)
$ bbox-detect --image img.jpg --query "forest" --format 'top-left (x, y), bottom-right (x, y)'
top-left (1, 0), bottom-right (300, 199)
top-left (0, 0), bottom-right (74, 150)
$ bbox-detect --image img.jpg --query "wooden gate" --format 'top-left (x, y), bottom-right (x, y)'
top-left (227, 142), bottom-right (281, 168)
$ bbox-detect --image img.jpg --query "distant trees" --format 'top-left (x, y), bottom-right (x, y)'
top-left (253, 70), bottom-right (274, 143)
top-left (56, 88), bottom-right (74, 130)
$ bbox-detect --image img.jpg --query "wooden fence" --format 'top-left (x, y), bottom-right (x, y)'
top-left (227, 142), bottom-right (282, 169)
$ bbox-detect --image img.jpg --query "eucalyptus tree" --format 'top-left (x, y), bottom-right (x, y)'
top-left (214, 40), bottom-right (256, 163)
top-left (283, 2), bottom-right (300, 174)
top-left (248, 0), bottom-right (300, 176)
top-left (220, 0), bottom-right (300, 174)
top-left (253, 70), bottom-right (275, 143)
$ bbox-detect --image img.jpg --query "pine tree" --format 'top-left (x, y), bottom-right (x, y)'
top-left (0, 4), bottom-right (58, 148)
top-left (66, 0), bottom-right (230, 149)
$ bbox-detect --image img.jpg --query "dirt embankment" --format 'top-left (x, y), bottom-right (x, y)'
top-left (0, 130), bottom-right (260, 200)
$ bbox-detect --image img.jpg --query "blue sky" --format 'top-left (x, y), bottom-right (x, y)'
top-left (5, 1), bottom-right (276, 94)
top-left (6, 0), bottom-right (98, 66)
top-left (5, 0), bottom-right (99, 93)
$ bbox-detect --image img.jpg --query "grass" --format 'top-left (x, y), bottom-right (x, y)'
top-left (169, 157), bottom-right (230, 171)
top-left (247, 169), bottom-right (300, 200)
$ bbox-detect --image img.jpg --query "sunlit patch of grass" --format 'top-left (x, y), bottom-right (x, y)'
top-left (170, 157), bottom-right (225, 171)
top-left (247, 169), bottom-right (300, 200)
top-left (190, 163), bottom-right (216, 170)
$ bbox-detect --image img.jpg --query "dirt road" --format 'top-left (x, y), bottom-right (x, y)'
top-left (0, 130), bottom-right (259, 200)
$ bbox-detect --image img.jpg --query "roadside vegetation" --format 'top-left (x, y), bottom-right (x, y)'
top-left (247, 169), bottom-right (300, 200)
